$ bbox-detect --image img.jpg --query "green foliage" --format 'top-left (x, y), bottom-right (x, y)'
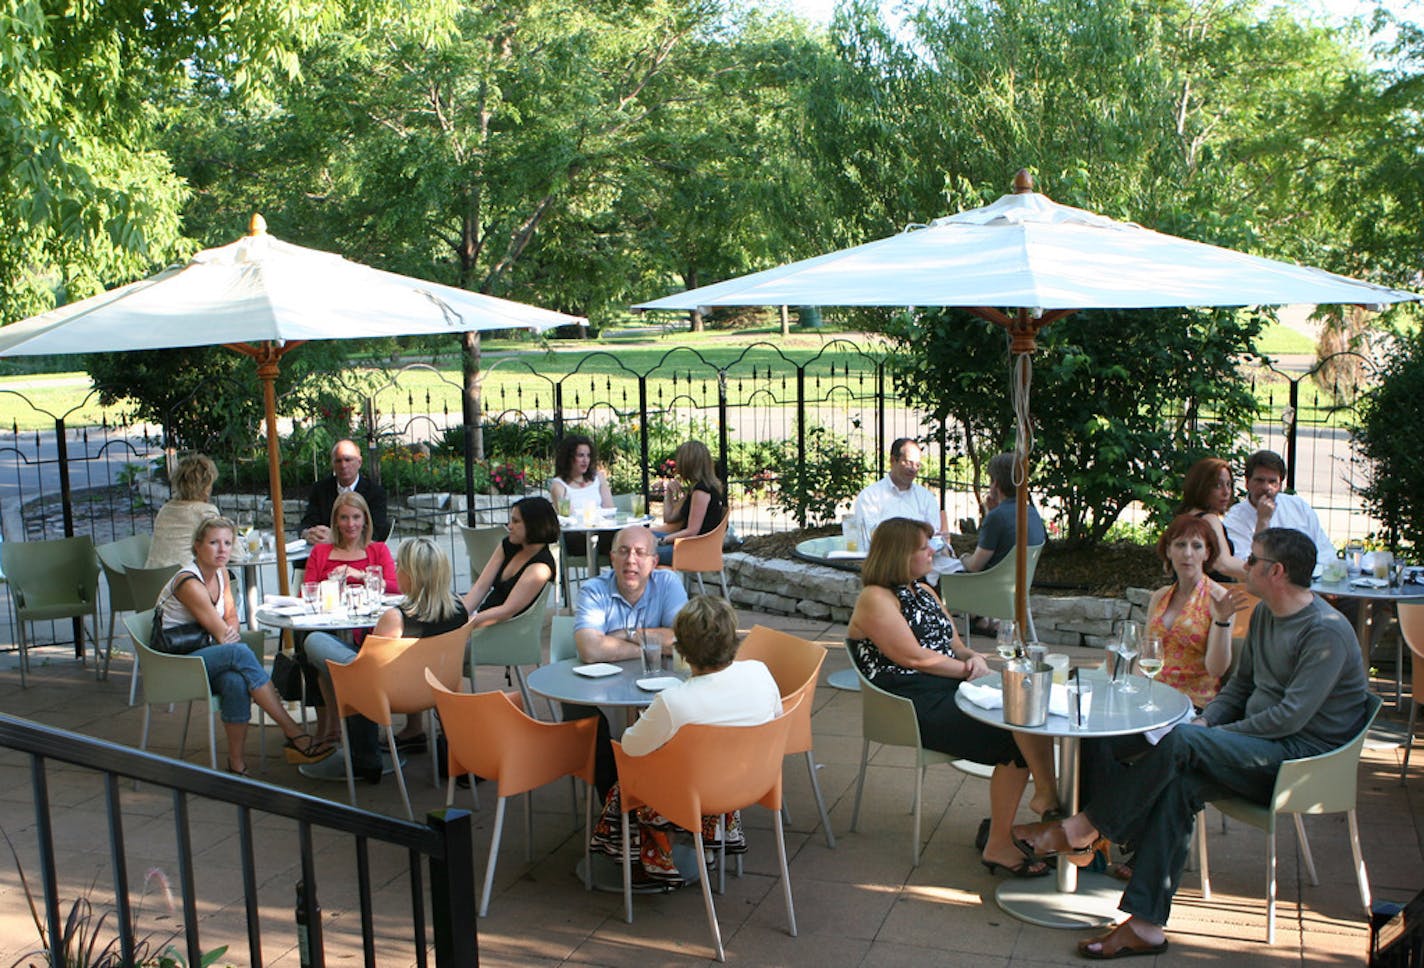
top-left (889, 306), bottom-right (1264, 547)
top-left (770, 424), bottom-right (869, 527)
top-left (1354, 329), bottom-right (1424, 554)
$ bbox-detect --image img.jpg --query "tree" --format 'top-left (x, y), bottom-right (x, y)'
top-left (1354, 329), bottom-right (1424, 554)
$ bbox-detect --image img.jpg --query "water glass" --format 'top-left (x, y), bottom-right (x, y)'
top-left (995, 620), bottom-right (1018, 663)
top-left (1114, 622), bottom-right (1140, 693)
top-left (631, 494), bottom-right (646, 517)
top-left (1046, 653), bottom-right (1070, 685)
top-left (365, 571), bottom-right (385, 606)
top-left (343, 584), bottom-right (364, 614)
top-left (557, 497), bottom-right (572, 517)
top-left (1066, 679), bottom-right (1093, 729)
top-left (640, 632), bottom-right (663, 676)
top-left (301, 581), bottom-right (320, 612)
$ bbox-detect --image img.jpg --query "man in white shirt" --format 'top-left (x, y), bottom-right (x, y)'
top-left (851, 438), bottom-right (961, 579)
top-left (1222, 450), bottom-right (1336, 569)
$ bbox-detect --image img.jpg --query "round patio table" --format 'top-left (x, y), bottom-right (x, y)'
top-left (1311, 574), bottom-right (1424, 709)
top-left (793, 537), bottom-right (865, 691)
top-left (956, 668), bottom-right (1191, 929)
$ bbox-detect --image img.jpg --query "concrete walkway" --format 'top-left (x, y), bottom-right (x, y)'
top-left (0, 609), bottom-right (1418, 967)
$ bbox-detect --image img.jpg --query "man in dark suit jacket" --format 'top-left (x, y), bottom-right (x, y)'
top-left (295, 439), bottom-right (390, 566)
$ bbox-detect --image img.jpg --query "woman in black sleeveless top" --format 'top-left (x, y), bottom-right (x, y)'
top-left (462, 496), bottom-right (559, 627)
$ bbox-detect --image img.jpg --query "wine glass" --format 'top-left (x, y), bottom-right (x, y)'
top-left (1139, 634), bottom-right (1164, 711)
top-left (1114, 622), bottom-right (1140, 693)
top-left (995, 620), bottom-right (1018, 664)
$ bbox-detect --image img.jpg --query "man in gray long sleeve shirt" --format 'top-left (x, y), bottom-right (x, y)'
top-left (1013, 527), bottom-right (1370, 959)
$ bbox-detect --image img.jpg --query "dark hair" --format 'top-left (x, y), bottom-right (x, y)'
top-left (673, 595), bottom-right (740, 669)
top-left (554, 434), bottom-right (599, 485)
top-left (1179, 457), bottom-right (1232, 513)
top-left (861, 517), bottom-right (934, 588)
top-left (890, 437), bottom-right (917, 461)
top-left (1156, 514), bottom-right (1220, 570)
top-left (513, 496), bottom-right (560, 544)
top-left (1244, 450), bottom-right (1287, 481)
top-left (986, 452), bottom-right (1018, 497)
top-left (1255, 527), bottom-right (1317, 588)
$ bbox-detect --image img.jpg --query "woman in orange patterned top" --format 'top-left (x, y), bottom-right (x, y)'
top-left (1145, 514), bottom-right (1245, 709)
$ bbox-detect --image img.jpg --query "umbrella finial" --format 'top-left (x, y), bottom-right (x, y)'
top-left (248, 213), bottom-right (268, 237)
top-left (1012, 169), bottom-right (1035, 194)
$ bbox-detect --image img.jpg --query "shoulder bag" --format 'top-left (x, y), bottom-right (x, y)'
top-left (151, 572), bottom-right (217, 656)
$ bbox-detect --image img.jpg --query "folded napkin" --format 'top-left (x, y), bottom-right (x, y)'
top-left (263, 594), bottom-right (303, 607)
top-left (1351, 577), bottom-right (1390, 589)
top-left (286, 538), bottom-right (308, 555)
top-left (960, 680), bottom-right (1072, 718)
top-left (826, 549), bottom-right (868, 560)
top-left (290, 611), bottom-right (348, 626)
top-left (266, 603), bottom-right (311, 617)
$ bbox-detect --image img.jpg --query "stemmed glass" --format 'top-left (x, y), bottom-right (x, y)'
top-left (995, 620), bottom-right (1019, 665)
top-left (1113, 622), bottom-right (1140, 693)
top-left (1139, 634), bottom-right (1164, 711)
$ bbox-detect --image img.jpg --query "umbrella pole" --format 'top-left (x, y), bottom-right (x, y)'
top-left (257, 358), bottom-right (291, 599)
top-left (1010, 319), bottom-right (1035, 639)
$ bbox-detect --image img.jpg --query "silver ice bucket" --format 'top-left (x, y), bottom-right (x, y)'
top-left (1002, 659), bottom-right (1052, 727)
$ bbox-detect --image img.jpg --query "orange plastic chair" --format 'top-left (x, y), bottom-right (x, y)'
top-left (670, 511), bottom-right (730, 599)
top-left (425, 670), bottom-right (598, 916)
top-left (612, 696), bottom-right (801, 963)
top-left (737, 626), bottom-right (835, 848)
top-left (325, 620), bottom-right (472, 818)
top-left (1399, 603), bottom-right (1424, 784)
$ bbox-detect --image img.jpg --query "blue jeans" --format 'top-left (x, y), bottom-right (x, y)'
top-left (1083, 724), bottom-right (1306, 926)
top-left (189, 643), bottom-right (269, 723)
top-left (303, 632), bottom-right (380, 771)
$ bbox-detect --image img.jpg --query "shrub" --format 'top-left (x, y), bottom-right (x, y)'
top-left (1355, 329), bottom-right (1424, 554)
top-left (770, 425), bottom-right (870, 527)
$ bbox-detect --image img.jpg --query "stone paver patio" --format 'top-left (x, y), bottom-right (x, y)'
top-left (0, 607), bottom-right (1419, 966)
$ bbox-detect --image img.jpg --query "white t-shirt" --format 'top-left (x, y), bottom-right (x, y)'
top-left (1222, 492), bottom-right (1336, 568)
top-left (556, 473), bottom-right (607, 513)
top-left (619, 659), bottom-right (783, 757)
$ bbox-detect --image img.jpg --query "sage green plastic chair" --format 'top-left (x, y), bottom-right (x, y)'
top-left (846, 644), bottom-right (956, 866)
top-left (939, 542), bottom-right (1044, 642)
top-left (125, 610), bottom-right (268, 781)
top-left (458, 522), bottom-right (506, 580)
top-left (466, 584), bottom-right (552, 711)
top-left (550, 614), bottom-right (578, 663)
top-left (1196, 693), bottom-right (1381, 944)
top-left (95, 534), bottom-right (151, 677)
top-left (119, 563), bottom-right (184, 705)
top-left (1399, 603), bottom-right (1423, 785)
top-left (2, 535), bottom-right (101, 687)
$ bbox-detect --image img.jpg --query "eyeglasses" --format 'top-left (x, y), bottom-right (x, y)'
top-left (612, 545), bottom-right (655, 560)
top-left (1246, 553), bottom-right (1277, 568)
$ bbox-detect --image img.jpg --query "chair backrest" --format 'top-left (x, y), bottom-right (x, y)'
top-left (1398, 602), bottom-right (1424, 666)
top-left (426, 670), bottom-right (598, 796)
top-left (1, 535), bottom-right (100, 608)
top-left (467, 584), bottom-right (552, 668)
top-left (124, 610), bottom-right (213, 706)
top-left (1271, 693), bottom-right (1382, 816)
top-left (613, 696), bottom-right (801, 834)
top-left (457, 523), bottom-right (506, 577)
top-left (96, 535), bottom-right (152, 611)
top-left (328, 620), bottom-right (473, 724)
top-left (124, 562), bottom-right (184, 612)
top-left (737, 626), bottom-right (826, 755)
top-left (550, 614), bottom-right (578, 662)
top-left (671, 511), bottom-right (730, 572)
top-left (845, 643), bottom-right (926, 750)
top-left (938, 542), bottom-right (1044, 623)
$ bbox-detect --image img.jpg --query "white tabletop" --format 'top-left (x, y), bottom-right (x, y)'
top-left (1311, 576), bottom-right (1424, 603)
top-left (253, 606), bottom-right (381, 632)
top-left (526, 657), bottom-right (687, 707)
top-left (955, 668), bottom-right (1191, 738)
top-left (558, 514), bottom-right (653, 534)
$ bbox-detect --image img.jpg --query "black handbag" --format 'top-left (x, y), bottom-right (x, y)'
top-left (150, 620), bottom-right (215, 656)
top-left (270, 649), bottom-right (304, 701)
top-left (151, 572), bottom-right (216, 655)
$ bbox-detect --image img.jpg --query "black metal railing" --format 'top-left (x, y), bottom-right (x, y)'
top-left (0, 714), bottom-right (477, 967)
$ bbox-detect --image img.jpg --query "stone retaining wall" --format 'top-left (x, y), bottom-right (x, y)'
top-left (724, 551), bottom-right (1153, 648)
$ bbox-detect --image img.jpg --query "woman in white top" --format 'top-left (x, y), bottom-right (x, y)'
top-left (156, 516), bottom-right (332, 775)
top-left (549, 434), bottom-right (614, 514)
top-left (590, 595), bottom-right (782, 885)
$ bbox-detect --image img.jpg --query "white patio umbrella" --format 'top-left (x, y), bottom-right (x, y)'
top-left (0, 215), bottom-right (584, 592)
top-left (635, 171), bottom-right (1421, 631)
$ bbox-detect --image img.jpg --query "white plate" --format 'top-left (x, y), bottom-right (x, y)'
top-left (636, 676), bottom-right (681, 691)
top-left (572, 662), bottom-right (622, 678)
top-left (381, 594), bottom-right (405, 606)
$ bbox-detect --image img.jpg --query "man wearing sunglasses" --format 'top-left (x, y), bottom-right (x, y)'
top-left (1013, 527), bottom-right (1368, 959)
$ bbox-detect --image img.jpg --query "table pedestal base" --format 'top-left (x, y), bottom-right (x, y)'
top-left (994, 870), bottom-right (1123, 929)
top-left (826, 668), bottom-right (860, 691)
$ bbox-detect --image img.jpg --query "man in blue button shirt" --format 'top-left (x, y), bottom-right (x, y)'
top-left (571, 525), bottom-right (689, 796)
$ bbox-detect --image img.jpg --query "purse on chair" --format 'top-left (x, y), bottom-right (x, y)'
top-left (150, 573), bottom-right (216, 655)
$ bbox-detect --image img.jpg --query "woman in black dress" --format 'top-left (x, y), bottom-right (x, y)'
top-left (653, 440), bottom-right (725, 565)
top-left (462, 496), bottom-right (559, 626)
top-left (847, 517), bottom-right (1059, 877)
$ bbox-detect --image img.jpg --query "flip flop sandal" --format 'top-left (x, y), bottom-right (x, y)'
top-left (1077, 923), bottom-right (1169, 960)
top-left (284, 734), bottom-right (335, 764)
top-left (981, 856), bottom-right (1052, 878)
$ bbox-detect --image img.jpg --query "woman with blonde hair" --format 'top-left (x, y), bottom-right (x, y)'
top-left (848, 517), bottom-right (1059, 877)
top-left (302, 492), bottom-right (397, 592)
top-left (653, 440), bottom-right (725, 565)
top-left (302, 538), bottom-right (472, 780)
top-left (146, 454), bottom-right (221, 567)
